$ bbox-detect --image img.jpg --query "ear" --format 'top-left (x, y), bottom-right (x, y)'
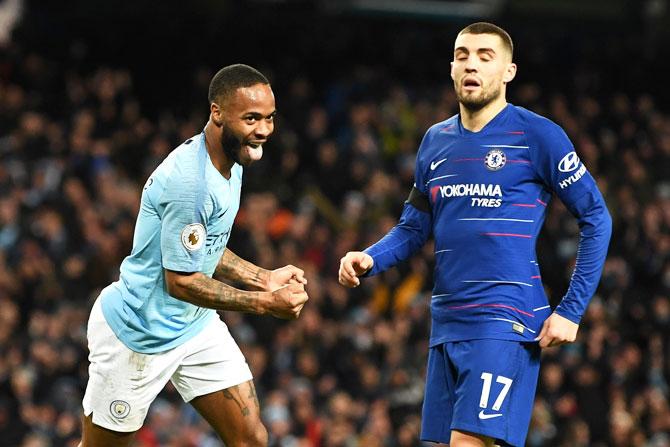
top-left (210, 102), bottom-right (223, 127)
top-left (503, 63), bottom-right (517, 84)
top-left (450, 61), bottom-right (455, 81)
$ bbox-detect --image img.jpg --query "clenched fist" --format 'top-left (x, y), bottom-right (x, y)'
top-left (338, 251), bottom-right (374, 287)
top-left (267, 283), bottom-right (309, 319)
top-left (266, 264), bottom-right (307, 291)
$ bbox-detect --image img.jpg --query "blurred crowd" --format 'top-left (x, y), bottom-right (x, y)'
top-left (0, 22), bottom-right (669, 447)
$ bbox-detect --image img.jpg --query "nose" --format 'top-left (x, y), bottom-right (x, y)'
top-left (255, 119), bottom-right (273, 138)
top-left (464, 54), bottom-right (478, 72)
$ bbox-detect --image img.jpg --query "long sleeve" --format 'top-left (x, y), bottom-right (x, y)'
top-left (526, 116), bottom-right (612, 323)
top-left (363, 202), bottom-right (432, 276)
top-left (554, 189), bottom-right (612, 323)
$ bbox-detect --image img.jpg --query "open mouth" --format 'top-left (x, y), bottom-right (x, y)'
top-left (243, 141), bottom-right (264, 161)
top-left (463, 78), bottom-right (481, 90)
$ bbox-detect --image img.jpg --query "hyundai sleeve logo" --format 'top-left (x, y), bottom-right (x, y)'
top-left (558, 151), bottom-right (581, 172)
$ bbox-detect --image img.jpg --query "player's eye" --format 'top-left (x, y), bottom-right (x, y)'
top-left (244, 117), bottom-right (257, 124)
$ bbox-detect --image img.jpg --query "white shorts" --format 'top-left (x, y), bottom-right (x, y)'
top-left (82, 298), bottom-right (253, 432)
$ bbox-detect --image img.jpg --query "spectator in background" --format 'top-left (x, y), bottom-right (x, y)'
top-left (0, 22), bottom-right (668, 447)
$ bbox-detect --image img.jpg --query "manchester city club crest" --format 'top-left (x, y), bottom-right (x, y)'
top-left (110, 400), bottom-right (131, 419)
top-left (484, 149), bottom-right (506, 171)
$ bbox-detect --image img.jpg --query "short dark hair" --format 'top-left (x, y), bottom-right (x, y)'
top-left (458, 22), bottom-right (513, 59)
top-left (208, 64), bottom-right (270, 105)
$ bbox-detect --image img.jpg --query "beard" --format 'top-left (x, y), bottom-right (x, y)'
top-left (221, 123), bottom-right (244, 165)
top-left (455, 81), bottom-right (502, 112)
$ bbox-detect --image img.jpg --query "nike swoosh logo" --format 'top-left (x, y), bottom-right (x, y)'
top-left (430, 158), bottom-right (447, 170)
top-left (478, 410), bottom-right (503, 420)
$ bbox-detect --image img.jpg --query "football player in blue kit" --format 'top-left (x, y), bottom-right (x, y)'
top-left (339, 23), bottom-right (611, 447)
top-left (80, 64), bottom-right (309, 447)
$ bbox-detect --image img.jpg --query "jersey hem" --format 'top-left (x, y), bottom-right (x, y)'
top-left (429, 332), bottom-right (539, 348)
top-left (100, 290), bottom-right (216, 354)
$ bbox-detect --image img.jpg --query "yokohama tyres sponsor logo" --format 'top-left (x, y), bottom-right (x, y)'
top-left (437, 183), bottom-right (502, 198)
top-left (432, 183), bottom-right (503, 208)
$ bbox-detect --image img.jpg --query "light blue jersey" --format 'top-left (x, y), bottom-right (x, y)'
top-left (100, 133), bottom-right (242, 353)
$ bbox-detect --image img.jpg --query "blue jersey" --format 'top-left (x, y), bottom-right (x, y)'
top-left (100, 133), bottom-right (242, 353)
top-left (365, 104), bottom-right (612, 346)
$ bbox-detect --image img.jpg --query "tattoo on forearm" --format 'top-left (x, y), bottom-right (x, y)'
top-left (181, 274), bottom-right (259, 313)
top-left (223, 386), bottom-right (250, 416)
top-left (214, 249), bottom-right (269, 290)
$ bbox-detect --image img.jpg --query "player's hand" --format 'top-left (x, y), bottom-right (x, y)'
top-left (536, 313), bottom-right (579, 348)
top-left (266, 265), bottom-right (307, 291)
top-left (267, 283), bottom-right (309, 319)
top-left (338, 251), bottom-right (373, 288)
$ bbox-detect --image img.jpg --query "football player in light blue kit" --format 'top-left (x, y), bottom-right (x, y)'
top-left (339, 23), bottom-right (611, 447)
top-left (81, 64), bottom-right (309, 447)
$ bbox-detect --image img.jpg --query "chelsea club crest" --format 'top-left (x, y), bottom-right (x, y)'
top-left (484, 149), bottom-right (506, 171)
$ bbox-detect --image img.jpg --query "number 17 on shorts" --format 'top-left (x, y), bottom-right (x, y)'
top-left (421, 339), bottom-right (541, 447)
top-left (478, 372), bottom-right (512, 419)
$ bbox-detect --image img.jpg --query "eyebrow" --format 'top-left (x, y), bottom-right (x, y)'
top-left (243, 110), bottom-right (277, 118)
top-left (454, 47), bottom-right (497, 55)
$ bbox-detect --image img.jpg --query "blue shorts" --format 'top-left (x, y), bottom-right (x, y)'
top-left (420, 339), bottom-right (541, 447)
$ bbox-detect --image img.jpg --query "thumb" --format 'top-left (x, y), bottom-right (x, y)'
top-left (535, 319), bottom-right (549, 342)
top-left (359, 255), bottom-right (373, 271)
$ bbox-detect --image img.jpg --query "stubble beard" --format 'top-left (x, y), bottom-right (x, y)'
top-left (221, 123), bottom-right (243, 165)
top-left (456, 82), bottom-right (502, 112)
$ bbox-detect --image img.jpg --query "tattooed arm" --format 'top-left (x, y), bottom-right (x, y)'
top-left (213, 249), bottom-right (270, 291)
top-left (164, 269), bottom-right (308, 319)
top-left (214, 248), bottom-right (308, 291)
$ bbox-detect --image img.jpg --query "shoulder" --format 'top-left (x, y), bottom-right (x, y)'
top-left (418, 114), bottom-right (459, 157)
top-left (512, 106), bottom-right (568, 141)
top-left (157, 135), bottom-right (207, 200)
top-left (165, 135), bottom-right (207, 181)
top-left (425, 114), bottom-right (459, 138)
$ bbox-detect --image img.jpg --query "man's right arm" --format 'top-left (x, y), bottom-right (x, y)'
top-left (340, 123), bottom-right (436, 288)
top-left (164, 269), bottom-right (308, 319)
top-left (339, 197), bottom-right (432, 287)
top-left (363, 196), bottom-right (432, 276)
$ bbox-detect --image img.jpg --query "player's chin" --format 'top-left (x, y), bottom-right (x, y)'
top-left (459, 95), bottom-right (490, 111)
top-left (237, 157), bottom-right (258, 167)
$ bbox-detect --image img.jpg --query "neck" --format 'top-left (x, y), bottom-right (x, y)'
top-left (204, 119), bottom-right (234, 179)
top-left (459, 95), bottom-right (508, 132)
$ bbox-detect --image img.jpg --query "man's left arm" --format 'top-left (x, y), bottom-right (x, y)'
top-left (214, 248), bottom-right (306, 291)
top-left (529, 122), bottom-right (612, 347)
top-left (536, 189), bottom-right (612, 347)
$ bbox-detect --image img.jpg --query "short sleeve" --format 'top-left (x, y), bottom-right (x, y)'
top-left (159, 152), bottom-right (209, 273)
